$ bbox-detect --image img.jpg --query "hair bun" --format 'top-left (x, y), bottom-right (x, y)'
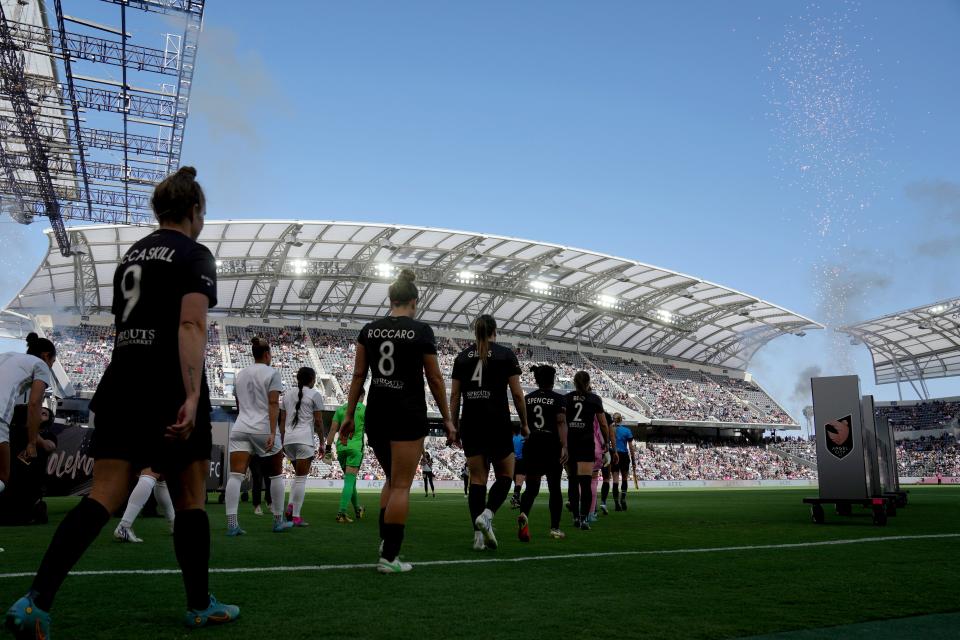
top-left (26, 332), bottom-right (39, 347)
top-left (176, 166), bottom-right (197, 179)
top-left (397, 268), bottom-right (416, 283)
top-left (529, 364), bottom-right (539, 373)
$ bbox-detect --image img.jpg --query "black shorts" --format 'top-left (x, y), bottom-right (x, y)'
top-left (460, 420), bottom-right (513, 461)
top-left (616, 451), bottom-right (631, 476)
top-left (513, 457), bottom-right (526, 476)
top-left (90, 401), bottom-right (212, 475)
top-left (522, 436), bottom-right (562, 478)
top-left (568, 433), bottom-right (595, 464)
top-left (366, 409), bottom-right (429, 480)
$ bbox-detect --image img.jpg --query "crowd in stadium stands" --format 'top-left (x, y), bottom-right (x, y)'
top-left (52, 322), bottom-right (796, 424)
top-left (896, 436), bottom-right (960, 477)
top-left (875, 401), bottom-right (960, 431)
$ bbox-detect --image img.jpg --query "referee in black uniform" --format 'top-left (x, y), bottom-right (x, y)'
top-left (450, 315), bottom-right (528, 551)
top-left (6, 168), bottom-right (239, 636)
top-left (339, 268), bottom-right (455, 574)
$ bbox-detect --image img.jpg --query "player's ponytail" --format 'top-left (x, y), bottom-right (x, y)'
top-left (574, 370), bottom-right (591, 394)
top-left (474, 314), bottom-right (496, 366)
top-left (531, 364), bottom-right (556, 390)
top-left (151, 166), bottom-right (205, 224)
top-left (292, 366), bottom-right (316, 426)
top-left (251, 337), bottom-right (270, 361)
top-left (388, 268), bottom-right (418, 305)
top-left (26, 332), bottom-right (56, 360)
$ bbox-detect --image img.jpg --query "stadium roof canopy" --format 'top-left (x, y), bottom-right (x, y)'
top-left (841, 296), bottom-right (960, 396)
top-left (6, 221), bottom-right (822, 370)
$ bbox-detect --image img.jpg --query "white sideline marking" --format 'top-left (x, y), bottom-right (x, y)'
top-left (0, 533), bottom-right (956, 580)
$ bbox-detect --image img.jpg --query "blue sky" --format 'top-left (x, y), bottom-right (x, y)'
top-left (2, 0), bottom-right (959, 428)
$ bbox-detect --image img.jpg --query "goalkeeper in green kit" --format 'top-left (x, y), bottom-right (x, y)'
top-left (326, 387), bottom-right (367, 523)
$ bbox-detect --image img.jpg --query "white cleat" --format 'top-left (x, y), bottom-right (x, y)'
top-left (377, 557), bottom-right (413, 574)
top-left (113, 524), bottom-right (143, 543)
top-left (473, 530), bottom-right (486, 551)
top-left (549, 528), bottom-right (566, 540)
top-left (475, 511), bottom-right (498, 550)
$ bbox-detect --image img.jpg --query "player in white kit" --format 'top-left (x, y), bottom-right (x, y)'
top-left (224, 338), bottom-right (292, 535)
top-left (280, 366), bottom-right (324, 526)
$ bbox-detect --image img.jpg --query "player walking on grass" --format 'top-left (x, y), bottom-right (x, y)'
top-left (326, 387), bottom-right (367, 523)
top-left (566, 371), bottom-right (615, 530)
top-left (339, 269), bottom-right (455, 574)
top-left (5, 168), bottom-right (239, 636)
top-left (451, 315), bottom-right (528, 551)
top-left (517, 365), bottom-right (568, 542)
top-left (0, 333), bottom-right (56, 513)
top-left (421, 451), bottom-right (436, 497)
top-left (279, 366), bottom-right (324, 527)
top-left (587, 412), bottom-right (614, 523)
top-left (224, 338), bottom-right (292, 535)
top-left (113, 467), bottom-right (177, 542)
top-left (611, 413), bottom-right (634, 511)
top-left (598, 412), bottom-right (615, 516)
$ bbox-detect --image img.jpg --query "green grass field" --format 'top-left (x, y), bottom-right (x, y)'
top-left (2, 487), bottom-right (958, 639)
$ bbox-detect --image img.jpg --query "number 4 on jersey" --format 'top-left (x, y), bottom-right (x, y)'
top-left (471, 360), bottom-right (483, 387)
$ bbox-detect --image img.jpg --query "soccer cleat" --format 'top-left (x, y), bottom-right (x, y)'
top-left (226, 525), bottom-right (246, 537)
top-left (614, 502), bottom-right (623, 512)
top-left (600, 504), bottom-right (609, 516)
top-left (473, 531), bottom-right (486, 551)
top-left (475, 512), bottom-right (498, 550)
top-left (113, 523), bottom-right (143, 543)
top-left (183, 594), bottom-right (240, 628)
top-left (509, 496), bottom-right (519, 510)
top-left (285, 503), bottom-right (294, 522)
top-left (620, 498), bottom-right (628, 511)
top-left (253, 505), bottom-right (263, 516)
top-left (5, 594), bottom-right (51, 639)
top-left (579, 520), bottom-right (591, 531)
top-left (517, 514), bottom-right (530, 542)
top-left (336, 512), bottom-right (354, 524)
top-left (292, 516), bottom-right (309, 527)
top-left (272, 520), bottom-right (294, 533)
top-left (355, 506), bottom-right (366, 520)
top-left (586, 512), bottom-right (599, 524)
top-left (377, 557), bottom-right (413, 574)
top-left (549, 528), bottom-right (566, 540)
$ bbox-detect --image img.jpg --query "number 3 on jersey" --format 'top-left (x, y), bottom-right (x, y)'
top-left (532, 404), bottom-right (544, 429)
top-left (120, 264), bottom-right (143, 322)
top-left (378, 340), bottom-right (395, 376)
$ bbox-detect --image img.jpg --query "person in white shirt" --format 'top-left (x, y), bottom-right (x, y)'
top-left (224, 338), bottom-right (289, 535)
top-left (0, 332), bottom-right (56, 501)
top-left (279, 367), bottom-right (324, 527)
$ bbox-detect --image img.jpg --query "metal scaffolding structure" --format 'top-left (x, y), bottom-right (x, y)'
top-left (0, 0), bottom-right (204, 255)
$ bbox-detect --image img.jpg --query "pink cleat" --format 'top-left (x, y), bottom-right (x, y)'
top-left (292, 516), bottom-right (309, 527)
top-left (285, 503), bottom-right (294, 522)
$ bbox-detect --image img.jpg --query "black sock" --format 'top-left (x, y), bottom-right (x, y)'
top-left (378, 507), bottom-right (386, 540)
top-left (513, 484), bottom-right (521, 500)
top-left (601, 481), bottom-right (610, 505)
top-left (621, 480), bottom-right (628, 500)
top-left (381, 523), bottom-right (405, 562)
top-left (579, 476), bottom-right (592, 519)
top-left (568, 475), bottom-right (581, 520)
top-left (31, 497), bottom-right (110, 610)
top-left (468, 483), bottom-right (486, 530)
top-left (173, 509), bottom-right (211, 611)
top-left (519, 476), bottom-right (540, 515)
top-left (613, 484), bottom-right (620, 502)
top-left (485, 476), bottom-right (512, 514)
top-left (547, 472), bottom-right (563, 529)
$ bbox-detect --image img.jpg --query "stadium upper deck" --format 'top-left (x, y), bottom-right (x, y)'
top-left (3, 221), bottom-right (819, 428)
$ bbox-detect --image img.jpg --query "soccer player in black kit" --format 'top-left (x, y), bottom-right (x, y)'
top-left (450, 315), bottom-right (528, 551)
top-left (566, 371), bottom-right (616, 530)
top-left (339, 269), bottom-right (455, 574)
top-left (517, 364), bottom-right (569, 541)
top-left (5, 168), bottom-right (239, 637)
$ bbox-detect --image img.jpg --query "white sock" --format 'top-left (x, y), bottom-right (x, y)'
top-left (270, 475), bottom-right (285, 522)
top-left (292, 476), bottom-right (307, 517)
top-left (482, 508), bottom-right (494, 521)
top-left (154, 480), bottom-right (176, 526)
top-left (225, 472), bottom-right (243, 529)
top-left (0, 479), bottom-right (5, 495)
top-left (120, 475), bottom-right (156, 528)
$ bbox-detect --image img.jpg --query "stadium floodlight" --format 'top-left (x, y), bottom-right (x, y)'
top-left (597, 294), bottom-right (618, 309)
top-left (215, 260), bottom-right (223, 268)
top-left (458, 270), bottom-right (476, 282)
top-left (289, 259), bottom-right (307, 275)
top-left (530, 280), bottom-right (551, 293)
top-left (654, 309), bottom-right (674, 324)
top-left (928, 305), bottom-right (946, 314)
top-left (375, 263), bottom-right (395, 278)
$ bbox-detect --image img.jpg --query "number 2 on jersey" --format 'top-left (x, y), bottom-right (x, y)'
top-left (378, 340), bottom-right (395, 376)
top-left (573, 402), bottom-right (584, 423)
top-left (120, 264), bottom-right (143, 322)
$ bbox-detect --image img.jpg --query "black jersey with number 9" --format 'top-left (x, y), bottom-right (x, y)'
top-left (90, 229), bottom-right (217, 415)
